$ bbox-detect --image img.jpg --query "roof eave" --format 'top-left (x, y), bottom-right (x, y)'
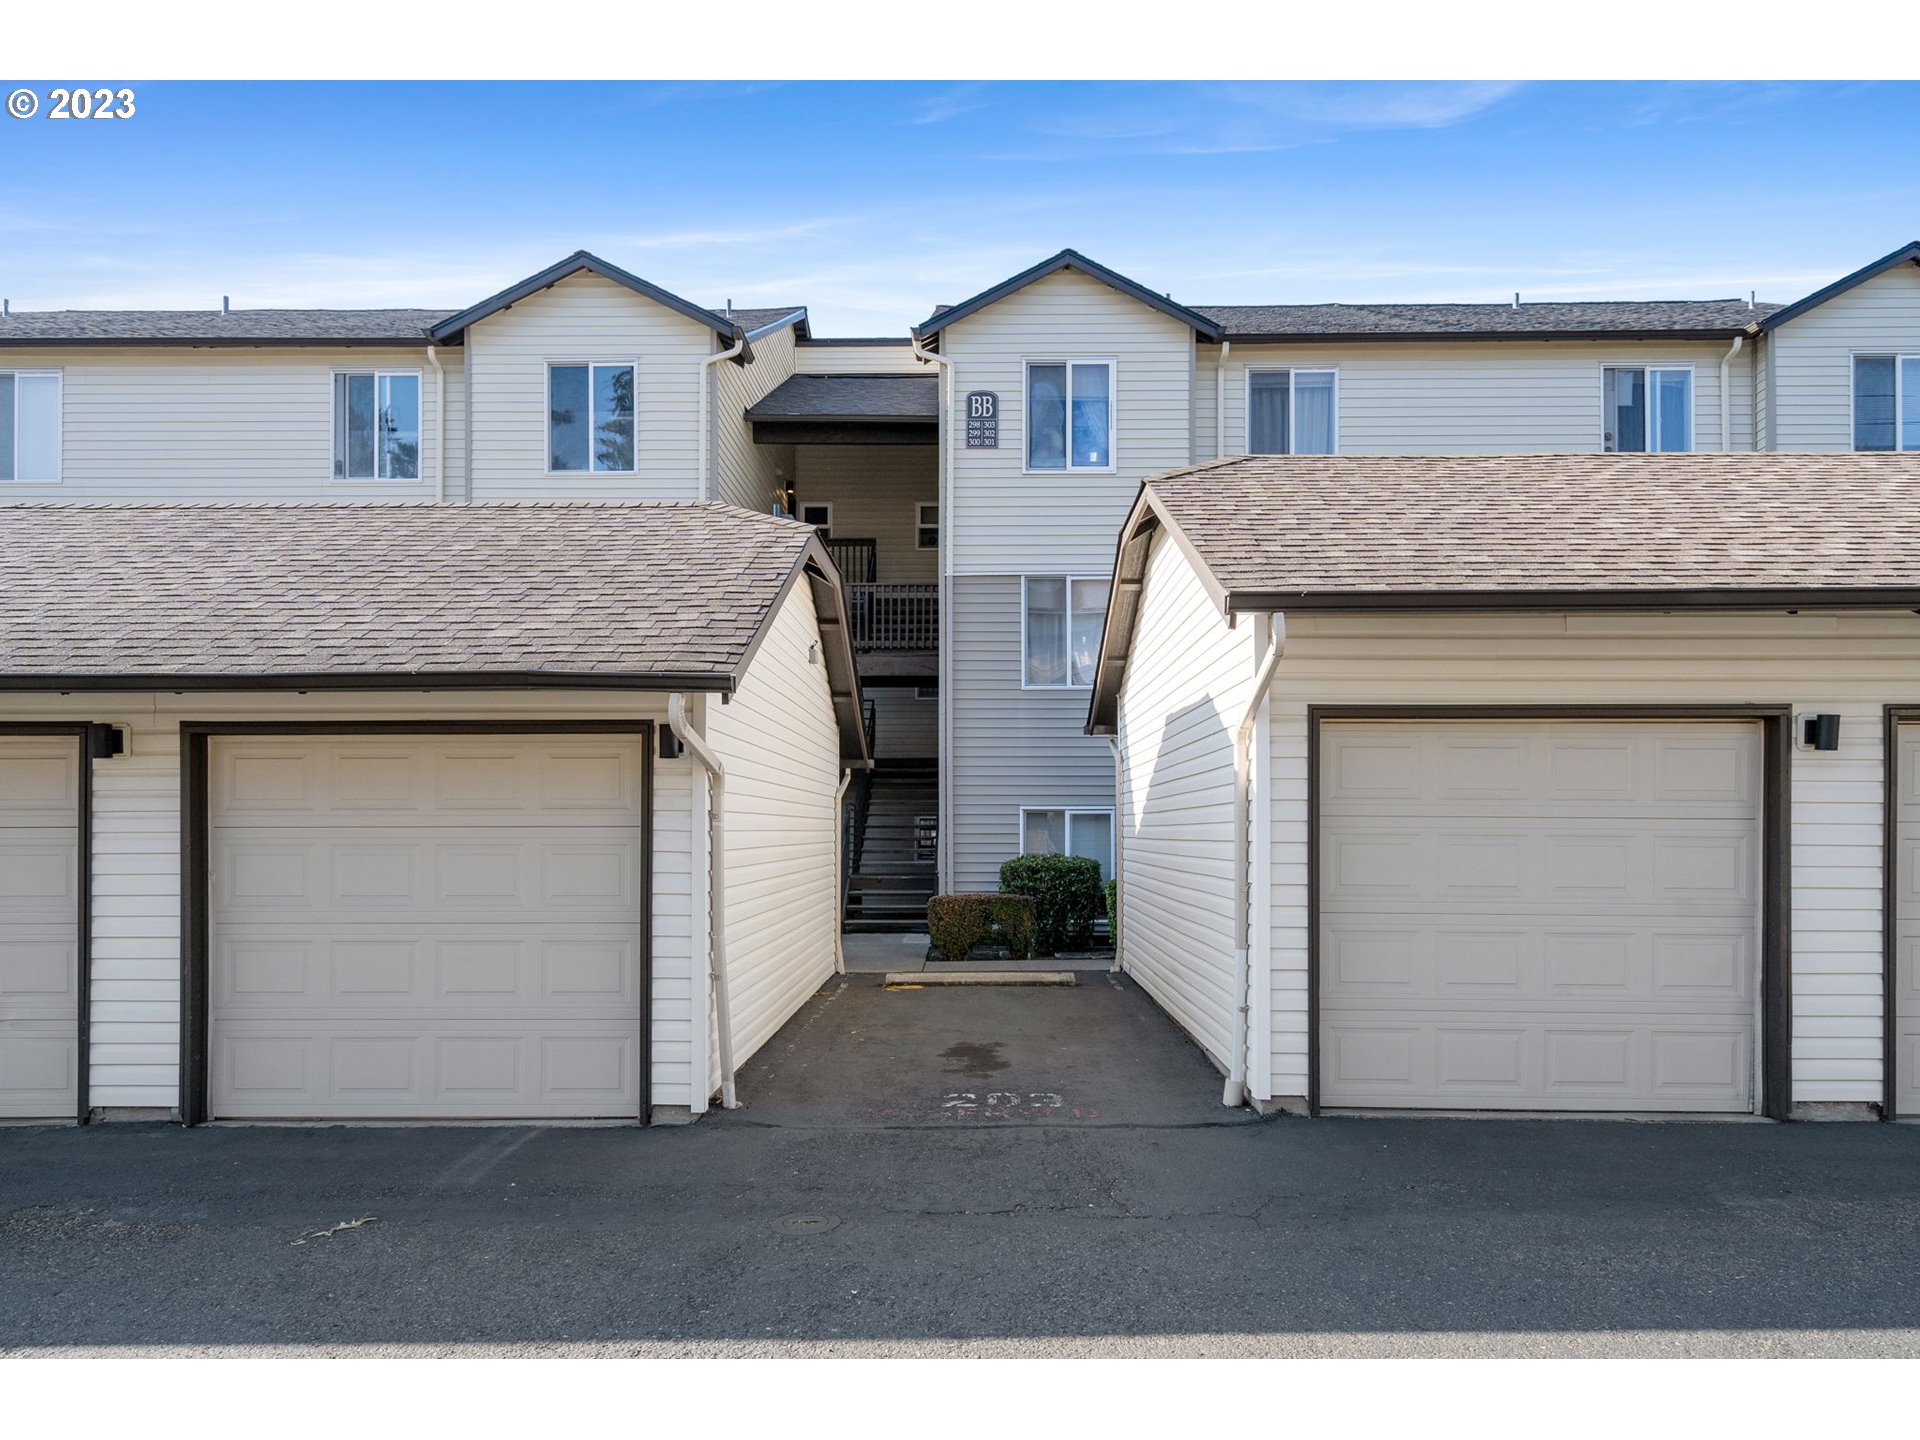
top-left (1209, 327), bottom-right (1759, 345)
top-left (1220, 587), bottom-right (1920, 614)
top-left (914, 249), bottom-right (1224, 342)
top-left (1757, 242), bottom-right (1920, 335)
top-left (428, 250), bottom-right (742, 345)
top-left (0, 670), bottom-right (740, 693)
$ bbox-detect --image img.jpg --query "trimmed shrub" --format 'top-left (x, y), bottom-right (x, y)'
top-left (927, 893), bottom-right (1036, 962)
top-left (1104, 878), bottom-right (1118, 947)
top-left (998, 854), bottom-right (1103, 955)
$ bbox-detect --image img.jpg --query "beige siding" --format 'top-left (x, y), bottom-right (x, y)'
top-left (704, 579), bottom-right (845, 1076)
top-left (1193, 339), bottom-right (1755, 457)
top-left (869, 685), bottom-right (937, 760)
top-left (0, 346), bottom-right (465, 502)
top-left (794, 444), bottom-right (937, 582)
top-left (714, 322), bottom-right (798, 514)
top-left (1261, 611), bottom-right (1920, 1108)
top-left (1770, 264), bottom-right (1920, 450)
top-left (1753, 335), bottom-right (1773, 452)
top-left (1115, 531), bottom-right (1257, 1071)
top-left (464, 272), bottom-right (712, 500)
top-left (943, 269), bottom-right (1196, 574)
top-left (948, 574), bottom-right (1116, 890)
top-left (795, 341), bottom-right (923, 375)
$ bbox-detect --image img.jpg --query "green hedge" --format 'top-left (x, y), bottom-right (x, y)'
top-left (1104, 878), bottom-right (1118, 947)
top-left (927, 893), bottom-right (1035, 962)
top-left (998, 854), bottom-right (1103, 954)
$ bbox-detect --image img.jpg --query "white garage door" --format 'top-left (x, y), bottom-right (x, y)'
top-left (1893, 724), bottom-right (1920, 1118)
top-left (209, 734), bottom-right (647, 1120)
top-left (0, 735), bottom-right (81, 1121)
top-left (1319, 720), bottom-right (1762, 1113)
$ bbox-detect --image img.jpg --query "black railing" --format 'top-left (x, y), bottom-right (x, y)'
top-left (824, 536), bottom-right (877, 584)
top-left (846, 583), bottom-right (937, 652)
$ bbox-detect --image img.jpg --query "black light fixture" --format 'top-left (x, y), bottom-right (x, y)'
top-left (1802, 714), bottom-right (1841, 752)
top-left (658, 726), bottom-right (685, 761)
top-left (86, 723), bottom-right (125, 760)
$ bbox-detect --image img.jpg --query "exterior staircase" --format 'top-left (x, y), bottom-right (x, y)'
top-left (844, 759), bottom-right (937, 931)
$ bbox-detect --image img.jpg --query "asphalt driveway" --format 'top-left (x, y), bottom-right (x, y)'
top-left (4, 972), bottom-right (1920, 1357)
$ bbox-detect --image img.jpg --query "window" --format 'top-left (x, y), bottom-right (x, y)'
top-left (1021, 807), bottom-right (1115, 882)
top-left (914, 815), bottom-right (939, 864)
top-left (799, 502), bottom-right (833, 538)
top-left (1246, 368), bottom-right (1336, 455)
top-left (913, 684), bottom-right (938, 701)
top-left (1026, 360), bottom-right (1113, 470)
top-left (1853, 355), bottom-right (1920, 451)
top-left (0, 371), bottom-right (61, 482)
top-left (331, 372), bottom-right (419, 480)
top-left (916, 501), bottom-right (939, 550)
top-left (1023, 575), bottom-right (1110, 688)
top-left (1603, 366), bottom-right (1692, 452)
top-left (549, 363), bottom-right (635, 472)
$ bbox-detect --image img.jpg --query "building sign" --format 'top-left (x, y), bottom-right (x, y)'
top-left (965, 391), bottom-right (999, 448)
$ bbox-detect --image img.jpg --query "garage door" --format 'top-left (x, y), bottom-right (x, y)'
top-left (0, 735), bottom-right (81, 1121)
top-left (208, 734), bottom-right (647, 1120)
top-left (1318, 720), bottom-right (1761, 1113)
top-left (1894, 724), bottom-right (1920, 1118)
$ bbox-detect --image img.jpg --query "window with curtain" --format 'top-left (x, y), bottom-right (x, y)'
top-left (1603, 366), bottom-right (1692, 452)
top-left (1027, 360), bottom-right (1113, 470)
top-left (1024, 575), bottom-right (1111, 687)
top-left (0, 372), bottom-right (61, 483)
top-left (1853, 355), bottom-right (1920, 451)
top-left (332, 372), bottom-right (420, 480)
top-left (1021, 808), bottom-right (1116, 881)
top-left (1247, 369), bottom-right (1336, 454)
top-left (549, 362), bottom-right (636, 472)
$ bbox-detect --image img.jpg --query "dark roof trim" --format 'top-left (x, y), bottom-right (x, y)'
top-left (1757, 242), bottom-right (1920, 334)
top-left (428, 251), bottom-right (744, 346)
top-left (749, 420), bottom-right (937, 446)
top-left (1202, 328), bottom-right (1758, 345)
top-left (1222, 587), bottom-right (1920, 614)
top-left (913, 249), bottom-right (1224, 342)
top-left (740, 308), bottom-right (811, 343)
top-left (797, 336), bottom-right (915, 347)
top-left (0, 671), bottom-right (737, 693)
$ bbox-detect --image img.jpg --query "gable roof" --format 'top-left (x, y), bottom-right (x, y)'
top-left (0, 500), bottom-right (867, 762)
top-left (1194, 299), bottom-right (1775, 342)
top-left (1755, 241), bottom-right (1920, 334)
top-left (0, 308), bottom-right (448, 347)
top-left (913, 249), bottom-right (1224, 342)
top-left (427, 250), bottom-right (757, 347)
top-left (1089, 452), bottom-right (1920, 733)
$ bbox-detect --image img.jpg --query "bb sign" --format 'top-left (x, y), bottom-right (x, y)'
top-left (965, 390), bottom-right (999, 449)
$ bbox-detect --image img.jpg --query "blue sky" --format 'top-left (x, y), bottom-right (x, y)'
top-left (1, 80), bottom-right (1916, 334)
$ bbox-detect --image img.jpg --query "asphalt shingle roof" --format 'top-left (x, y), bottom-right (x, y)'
top-left (0, 309), bottom-right (450, 345)
top-left (0, 501), bottom-right (816, 684)
top-left (746, 373), bottom-right (939, 421)
top-left (1145, 453), bottom-right (1920, 597)
top-left (1192, 300), bottom-right (1780, 339)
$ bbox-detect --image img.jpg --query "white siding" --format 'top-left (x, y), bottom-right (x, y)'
top-left (1260, 611), bottom-right (1920, 1108)
top-left (795, 341), bottom-right (923, 375)
top-left (464, 272), bottom-right (713, 500)
top-left (1193, 339), bottom-right (1755, 457)
top-left (794, 444), bottom-right (937, 582)
top-left (704, 579), bottom-right (845, 1076)
top-left (714, 322), bottom-right (798, 514)
top-left (943, 269), bottom-right (1196, 574)
top-left (1770, 263), bottom-right (1920, 450)
top-left (1114, 531), bottom-right (1257, 1071)
top-left (0, 346), bottom-right (465, 502)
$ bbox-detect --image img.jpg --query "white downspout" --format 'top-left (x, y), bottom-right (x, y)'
top-left (832, 767), bottom-right (853, 975)
top-left (699, 330), bottom-right (748, 502)
top-left (1106, 736), bottom-right (1125, 975)
top-left (910, 331), bottom-right (954, 892)
top-left (668, 691), bottom-right (739, 1109)
top-left (1720, 333), bottom-right (1745, 452)
top-left (1215, 339), bottom-right (1232, 459)
top-left (1225, 614), bottom-right (1286, 1108)
top-left (425, 344), bottom-right (447, 503)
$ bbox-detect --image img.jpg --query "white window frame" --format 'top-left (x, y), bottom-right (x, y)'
top-left (0, 370), bottom-right (62, 484)
top-left (1017, 806), bottom-right (1117, 878)
top-left (1020, 574), bottom-right (1109, 691)
top-left (913, 684), bottom-right (938, 701)
top-left (545, 360), bottom-right (639, 476)
top-left (1243, 366), bottom-right (1339, 455)
top-left (799, 501), bottom-right (833, 537)
top-left (1600, 362), bottom-right (1695, 453)
top-left (915, 500), bottom-right (939, 550)
top-left (1850, 352), bottom-right (1920, 452)
top-left (1022, 358), bottom-right (1117, 475)
top-left (329, 369), bottom-right (424, 483)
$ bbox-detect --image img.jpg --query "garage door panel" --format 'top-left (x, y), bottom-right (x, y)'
top-left (0, 738), bottom-right (80, 1120)
top-left (1321, 721), bottom-right (1761, 1114)
top-left (1893, 727), bottom-right (1920, 1116)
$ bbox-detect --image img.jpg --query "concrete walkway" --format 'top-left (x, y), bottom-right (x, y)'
top-left (841, 930), bottom-right (1115, 974)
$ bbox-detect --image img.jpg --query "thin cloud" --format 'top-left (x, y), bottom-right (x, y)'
top-left (909, 85), bottom-right (990, 126)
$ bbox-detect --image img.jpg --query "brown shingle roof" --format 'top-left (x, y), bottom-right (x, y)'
top-left (0, 501), bottom-right (819, 686)
top-left (0, 309), bottom-right (450, 346)
top-left (1193, 299), bottom-right (1778, 339)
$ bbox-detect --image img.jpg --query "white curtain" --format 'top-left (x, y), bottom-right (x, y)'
top-left (1293, 370), bottom-right (1336, 454)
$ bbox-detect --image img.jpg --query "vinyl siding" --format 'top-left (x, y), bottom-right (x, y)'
top-left (942, 269), bottom-right (1196, 574)
top-left (948, 573), bottom-right (1116, 891)
top-left (1115, 530), bottom-right (1258, 1072)
top-left (869, 685), bottom-right (937, 760)
top-left (1260, 610), bottom-right (1920, 1108)
top-left (1770, 263), bottom-right (1920, 450)
top-left (1192, 339), bottom-right (1755, 457)
top-left (1753, 335), bottom-right (1773, 452)
top-left (0, 690), bottom-right (705, 1115)
top-left (795, 342), bottom-right (924, 375)
top-left (794, 444), bottom-right (937, 582)
top-left (704, 579), bottom-right (845, 1080)
top-left (0, 346), bottom-right (465, 502)
top-left (464, 272), bottom-right (713, 500)
top-left (714, 321), bottom-right (799, 514)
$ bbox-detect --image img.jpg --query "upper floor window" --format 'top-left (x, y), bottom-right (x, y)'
top-left (332, 372), bottom-right (419, 481)
top-left (1026, 360), bottom-right (1113, 471)
top-left (549, 363), bottom-right (635, 473)
top-left (0, 372), bottom-right (60, 482)
top-left (1603, 365), bottom-right (1691, 452)
top-left (799, 502), bottom-right (832, 538)
top-left (1024, 575), bottom-right (1110, 688)
top-left (916, 501), bottom-right (939, 550)
top-left (1852, 355), bottom-right (1920, 451)
top-left (1247, 368), bottom-right (1336, 455)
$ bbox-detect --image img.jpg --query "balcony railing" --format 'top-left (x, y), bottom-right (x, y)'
top-left (846, 582), bottom-right (937, 652)
top-left (824, 536), bottom-right (877, 584)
